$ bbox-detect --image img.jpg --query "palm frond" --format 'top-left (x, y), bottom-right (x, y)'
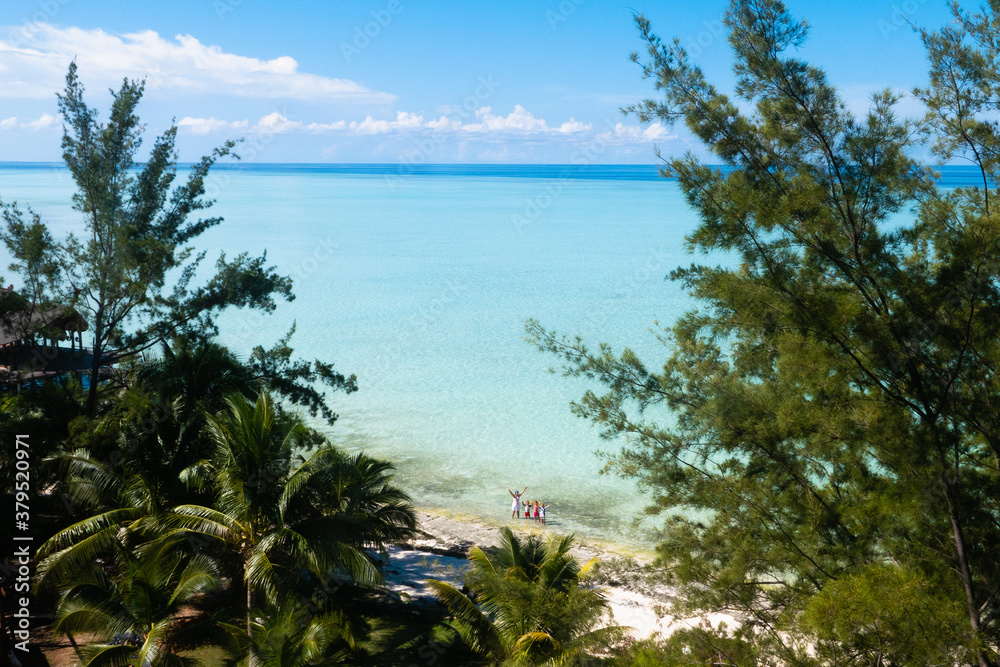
top-left (512, 631), bottom-right (559, 657)
top-left (178, 459), bottom-right (213, 493)
top-left (169, 504), bottom-right (245, 540)
top-left (467, 545), bottom-right (497, 578)
top-left (426, 578), bottom-right (506, 660)
top-left (576, 556), bottom-right (599, 579)
top-left (37, 507), bottom-right (142, 560)
top-left (36, 521), bottom-right (134, 590)
top-left (77, 644), bottom-right (137, 667)
top-left (168, 553), bottom-right (220, 606)
top-left (52, 598), bottom-right (133, 639)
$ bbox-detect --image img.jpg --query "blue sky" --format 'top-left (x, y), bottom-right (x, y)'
top-left (0, 0), bottom-right (971, 163)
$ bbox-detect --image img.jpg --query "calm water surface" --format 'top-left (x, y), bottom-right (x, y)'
top-left (4, 162), bottom-right (965, 547)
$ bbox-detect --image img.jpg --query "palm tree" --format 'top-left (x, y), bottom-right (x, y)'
top-left (122, 338), bottom-right (258, 499)
top-left (428, 527), bottom-right (628, 665)
top-left (251, 603), bottom-right (356, 666)
top-left (35, 446), bottom-right (166, 591)
top-left (34, 340), bottom-right (250, 589)
top-left (50, 538), bottom-right (246, 666)
top-left (168, 390), bottom-right (417, 655)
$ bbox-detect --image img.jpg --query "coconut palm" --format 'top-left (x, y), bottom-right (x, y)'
top-left (129, 338), bottom-right (257, 473)
top-left (50, 537), bottom-right (246, 666)
top-left (251, 603), bottom-right (356, 666)
top-left (34, 341), bottom-right (244, 590)
top-left (35, 444), bottom-right (167, 591)
top-left (168, 390), bottom-right (417, 648)
top-left (428, 527), bottom-right (628, 665)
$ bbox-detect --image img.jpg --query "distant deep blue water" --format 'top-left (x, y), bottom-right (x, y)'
top-left (6, 162), bottom-right (988, 185)
top-left (0, 163), bottom-right (984, 547)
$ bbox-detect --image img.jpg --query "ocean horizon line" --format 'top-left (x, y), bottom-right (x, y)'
top-left (0, 161), bottom-right (988, 186)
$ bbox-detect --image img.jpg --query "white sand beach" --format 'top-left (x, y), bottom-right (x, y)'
top-left (384, 510), bottom-right (737, 641)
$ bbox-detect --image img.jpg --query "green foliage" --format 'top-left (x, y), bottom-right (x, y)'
top-left (801, 563), bottom-right (968, 665)
top-left (608, 631), bottom-right (761, 667)
top-left (167, 390), bottom-right (417, 661)
top-left (250, 603), bottom-right (355, 666)
top-left (0, 62), bottom-right (352, 420)
top-left (5, 60), bottom-right (418, 667)
top-left (0, 203), bottom-right (60, 308)
top-left (429, 527), bottom-right (626, 665)
top-left (528, 0), bottom-right (1000, 663)
top-left (34, 442), bottom-right (169, 591)
top-left (52, 537), bottom-right (243, 666)
top-left (36, 390), bottom-right (419, 663)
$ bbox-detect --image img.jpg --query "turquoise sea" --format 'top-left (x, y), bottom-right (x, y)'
top-left (0, 163), bottom-right (982, 548)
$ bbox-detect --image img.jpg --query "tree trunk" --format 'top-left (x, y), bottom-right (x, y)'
top-left (85, 306), bottom-right (104, 416)
top-left (246, 579), bottom-right (259, 667)
top-left (942, 473), bottom-right (994, 667)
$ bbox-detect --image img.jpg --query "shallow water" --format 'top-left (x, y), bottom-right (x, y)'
top-left (200, 165), bottom-right (693, 548)
top-left (4, 162), bottom-right (953, 547)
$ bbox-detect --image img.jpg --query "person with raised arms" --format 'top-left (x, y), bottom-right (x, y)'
top-left (507, 486), bottom-right (527, 519)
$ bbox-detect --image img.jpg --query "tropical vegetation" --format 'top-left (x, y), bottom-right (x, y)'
top-left (7, 0), bottom-right (1000, 664)
top-left (428, 527), bottom-right (627, 665)
top-left (529, 0), bottom-right (1000, 663)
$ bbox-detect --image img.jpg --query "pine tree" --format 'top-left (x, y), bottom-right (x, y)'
top-left (0, 62), bottom-right (354, 419)
top-left (529, 1), bottom-right (1000, 662)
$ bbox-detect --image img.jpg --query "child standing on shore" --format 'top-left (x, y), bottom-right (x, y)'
top-left (540, 503), bottom-right (550, 525)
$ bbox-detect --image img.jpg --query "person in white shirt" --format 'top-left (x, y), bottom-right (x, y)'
top-left (507, 486), bottom-right (527, 518)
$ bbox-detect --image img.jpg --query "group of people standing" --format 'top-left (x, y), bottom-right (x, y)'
top-left (507, 487), bottom-right (550, 525)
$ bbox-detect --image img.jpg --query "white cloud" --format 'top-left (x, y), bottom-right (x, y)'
top-left (557, 118), bottom-right (591, 134)
top-left (176, 107), bottom-right (671, 150)
top-left (349, 111), bottom-right (425, 135)
top-left (252, 112), bottom-right (303, 134)
top-left (305, 120), bottom-right (348, 132)
top-left (462, 105), bottom-right (550, 134)
top-left (0, 113), bottom-right (60, 130)
top-left (177, 116), bottom-right (247, 134)
top-left (426, 116), bottom-right (460, 131)
top-left (350, 116), bottom-right (393, 135)
top-left (598, 122), bottom-right (672, 143)
top-left (0, 24), bottom-right (395, 103)
top-left (20, 112), bottom-right (56, 130)
top-left (393, 111), bottom-right (424, 129)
